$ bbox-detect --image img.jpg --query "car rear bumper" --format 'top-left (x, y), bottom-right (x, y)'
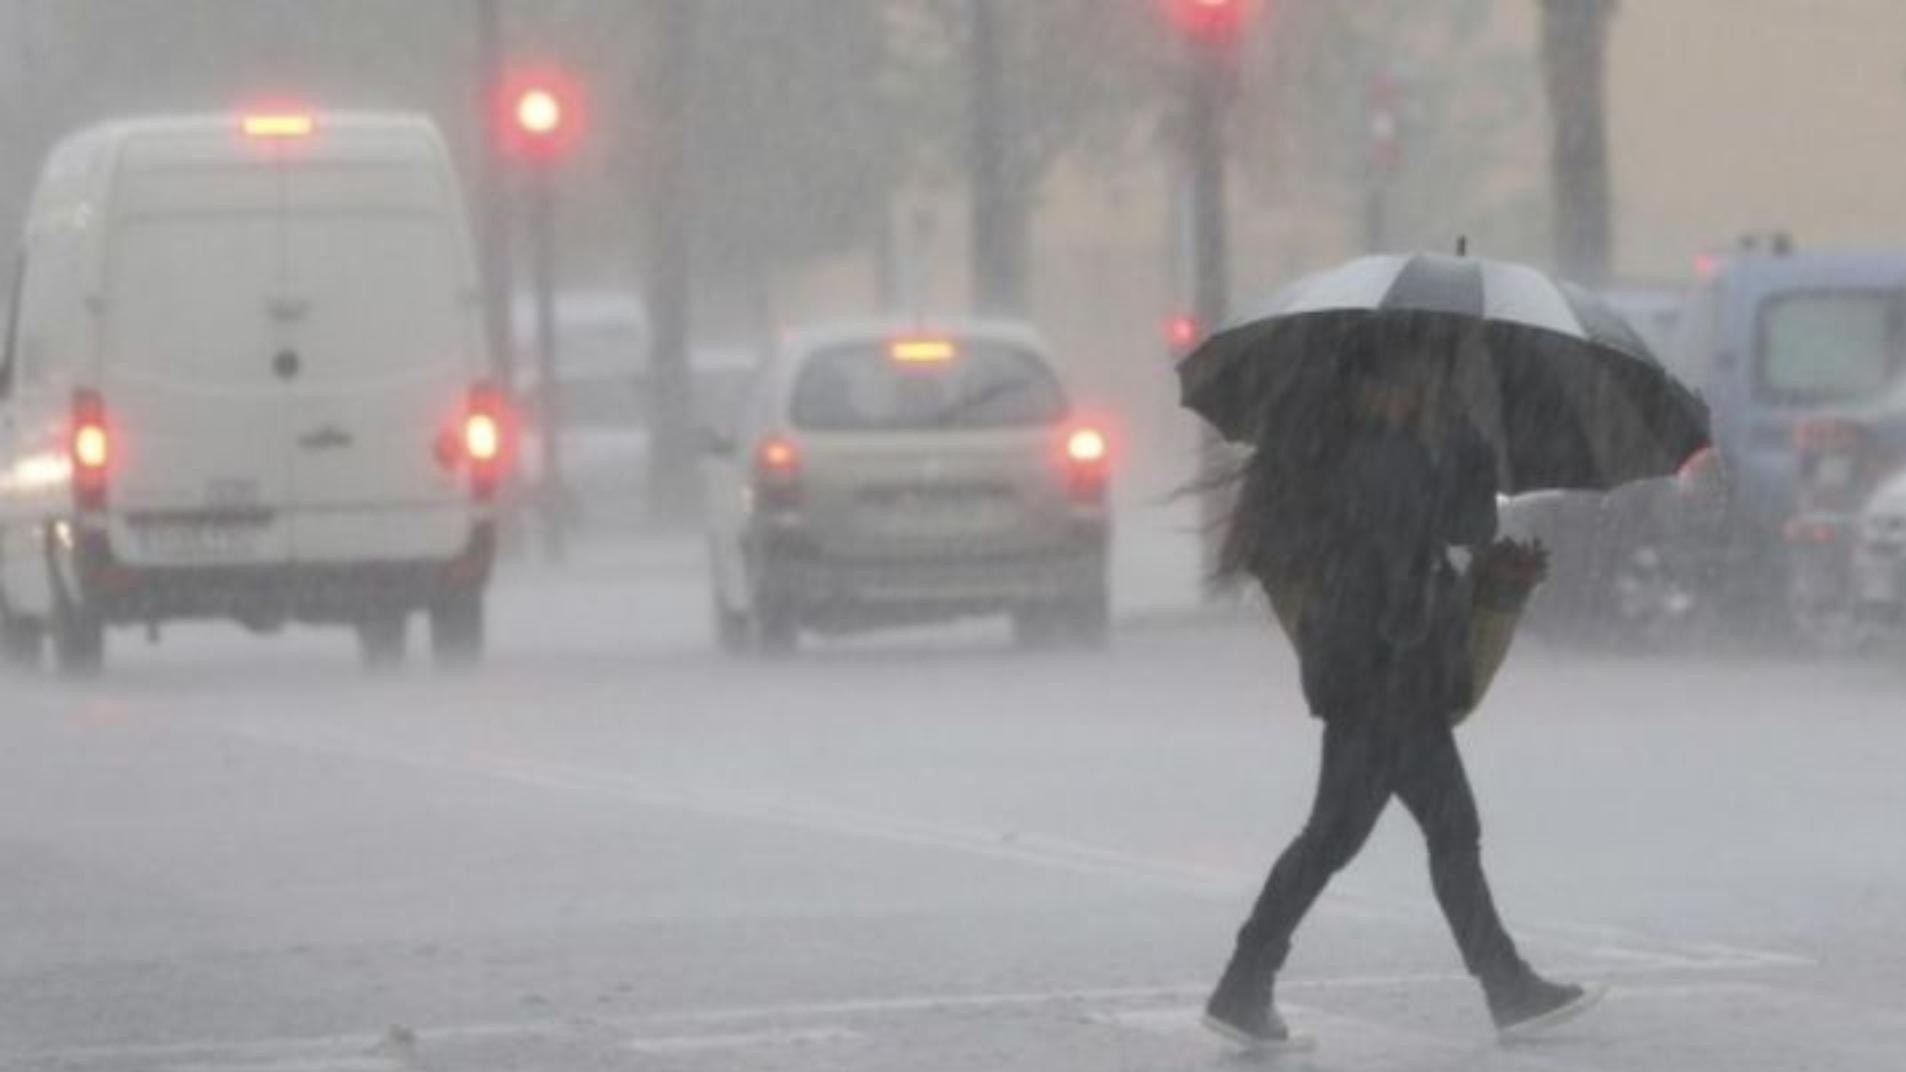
top-left (758, 530), bottom-right (1106, 626)
top-left (66, 522), bottom-right (495, 626)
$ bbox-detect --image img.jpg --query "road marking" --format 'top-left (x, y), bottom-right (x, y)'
top-left (214, 719), bottom-right (1816, 979)
top-left (15, 974), bottom-right (1821, 1070)
top-left (1102, 1000), bottom-right (1624, 1072)
top-left (623, 1025), bottom-right (861, 1054)
top-left (165, 1059), bottom-right (401, 1072)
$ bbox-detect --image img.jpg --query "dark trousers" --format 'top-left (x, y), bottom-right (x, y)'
top-left (1232, 712), bottom-right (1527, 990)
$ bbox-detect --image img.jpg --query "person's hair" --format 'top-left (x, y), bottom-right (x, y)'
top-left (1214, 377), bottom-right (1354, 586)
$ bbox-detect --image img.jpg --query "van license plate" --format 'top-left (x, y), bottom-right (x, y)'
top-left (136, 523), bottom-right (259, 560)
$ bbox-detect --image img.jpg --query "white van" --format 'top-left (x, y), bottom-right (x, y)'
top-left (0, 111), bottom-right (504, 674)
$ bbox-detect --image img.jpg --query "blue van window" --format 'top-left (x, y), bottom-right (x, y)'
top-left (1758, 293), bottom-right (1904, 403)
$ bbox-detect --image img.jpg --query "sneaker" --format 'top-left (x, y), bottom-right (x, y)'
top-left (1490, 975), bottom-right (1604, 1039)
top-left (1203, 965), bottom-right (1305, 1051)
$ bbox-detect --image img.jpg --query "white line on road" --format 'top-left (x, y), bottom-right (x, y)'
top-left (214, 720), bottom-right (1817, 979)
top-left (623, 1025), bottom-right (862, 1054)
top-left (164, 1058), bottom-right (402, 1072)
top-left (14, 974), bottom-right (1813, 1070)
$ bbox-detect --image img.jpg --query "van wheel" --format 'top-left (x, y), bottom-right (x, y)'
top-left (1011, 606), bottom-right (1064, 650)
top-left (51, 600), bottom-right (105, 678)
top-left (356, 613), bottom-right (408, 671)
top-left (713, 587), bottom-right (749, 655)
top-left (1063, 584), bottom-right (1112, 649)
top-left (429, 590), bottom-right (485, 668)
top-left (754, 601), bottom-right (799, 657)
top-left (2, 614), bottom-right (45, 670)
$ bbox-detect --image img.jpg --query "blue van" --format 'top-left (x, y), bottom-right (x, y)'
top-left (1671, 247), bottom-right (1906, 528)
top-left (1507, 243), bottom-right (1906, 646)
top-left (1659, 244), bottom-right (1906, 635)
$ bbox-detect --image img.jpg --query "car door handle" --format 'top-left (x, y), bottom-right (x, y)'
top-left (298, 425), bottom-right (353, 450)
top-left (267, 295), bottom-right (310, 323)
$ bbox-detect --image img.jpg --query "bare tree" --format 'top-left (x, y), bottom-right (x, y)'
top-left (967, 0), bottom-right (1028, 315)
top-left (1539, 0), bottom-right (1616, 283)
top-left (637, 0), bottom-right (699, 519)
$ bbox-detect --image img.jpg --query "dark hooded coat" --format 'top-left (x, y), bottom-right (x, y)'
top-left (1227, 417), bottom-right (1499, 724)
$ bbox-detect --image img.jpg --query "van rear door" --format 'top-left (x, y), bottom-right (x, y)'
top-left (101, 211), bottom-right (295, 567)
top-left (280, 210), bottom-right (474, 563)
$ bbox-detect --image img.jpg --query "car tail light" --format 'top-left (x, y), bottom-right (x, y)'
top-left (71, 389), bottom-right (109, 509)
top-left (1062, 425), bottom-right (1109, 502)
top-left (464, 382), bottom-right (509, 501)
top-left (754, 434), bottom-right (802, 511)
top-left (465, 410), bottom-right (502, 464)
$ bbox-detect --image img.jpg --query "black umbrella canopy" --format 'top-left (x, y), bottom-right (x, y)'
top-left (1179, 253), bottom-right (1712, 494)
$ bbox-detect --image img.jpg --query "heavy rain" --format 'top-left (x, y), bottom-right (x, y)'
top-left (1, 2), bottom-right (1903, 1070)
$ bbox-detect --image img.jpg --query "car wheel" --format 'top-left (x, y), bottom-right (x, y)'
top-left (356, 613), bottom-right (409, 671)
top-left (1787, 557), bottom-right (1872, 656)
top-left (50, 596), bottom-right (104, 678)
top-left (755, 600), bottom-right (799, 656)
top-left (1, 611), bottom-right (45, 671)
top-left (429, 589), bottom-right (485, 669)
top-left (1011, 606), bottom-right (1064, 649)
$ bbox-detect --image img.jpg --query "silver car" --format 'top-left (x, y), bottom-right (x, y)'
top-left (703, 321), bottom-right (1111, 653)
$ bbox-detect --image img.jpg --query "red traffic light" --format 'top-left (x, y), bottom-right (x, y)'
top-left (496, 68), bottom-right (582, 162)
top-left (1167, 0), bottom-right (1246, 40)
top-left (1166, 313), bottom-right (1202, 355)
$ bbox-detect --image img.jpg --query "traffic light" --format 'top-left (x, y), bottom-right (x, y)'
top-left (1167, 0), bottom-right (1246, 41)
top-left (1166, 313), bottom-right (1203, 358)
top-left (496, 69), bottom-right (582, 163)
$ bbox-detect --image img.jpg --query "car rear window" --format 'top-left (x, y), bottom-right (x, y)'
top-left (790, 340), bottom-right (1067, 430)
top-left (1759, 292), bottom-right (1906, 403)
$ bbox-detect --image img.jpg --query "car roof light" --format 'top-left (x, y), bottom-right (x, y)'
top-left (243, 113), bottom-right (316, 138)
top-left (890, 339), bottom-right (957, 363)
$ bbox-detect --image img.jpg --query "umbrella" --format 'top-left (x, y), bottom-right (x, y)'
top-left (1178, 252), bottom-right (1712, 494)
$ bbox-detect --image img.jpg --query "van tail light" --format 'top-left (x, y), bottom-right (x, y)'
top-left (1063, 426), bottom-right (1110, 503)
top-left (464, 382), bottom-right (510, 501)
top-left (1793, 417), bottom-right (1859, 455)
top-left (753, 434), bottom-right (802, 511)
top-left (71, 389), bottom-right (110, 510)
top-left (1783, 516), bottom-right (1843, 547)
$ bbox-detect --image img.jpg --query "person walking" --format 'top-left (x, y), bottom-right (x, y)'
top-left (1203, 335), bottom-right (1601, 1050)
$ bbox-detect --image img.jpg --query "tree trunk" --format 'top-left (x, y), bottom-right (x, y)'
top-left (1539, 0), bottom-right (1616, 284)
top-left (642, 0), bottom-right (699, 521)
top-left (968, 0), bottom-right (1030, 315)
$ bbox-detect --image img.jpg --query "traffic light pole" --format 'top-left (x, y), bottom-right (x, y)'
top-left (473, 0), bottom-right (515, 389)
top-left (527, 165), bottom-right (566, 564)
top-left (1184, 31), bottom-right (1236, 582)
top-left (1187, 52), bottom-right (1230, 371)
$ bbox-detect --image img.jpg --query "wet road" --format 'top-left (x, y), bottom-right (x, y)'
top-left (3, 546), bottom-right (1904, 1071)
